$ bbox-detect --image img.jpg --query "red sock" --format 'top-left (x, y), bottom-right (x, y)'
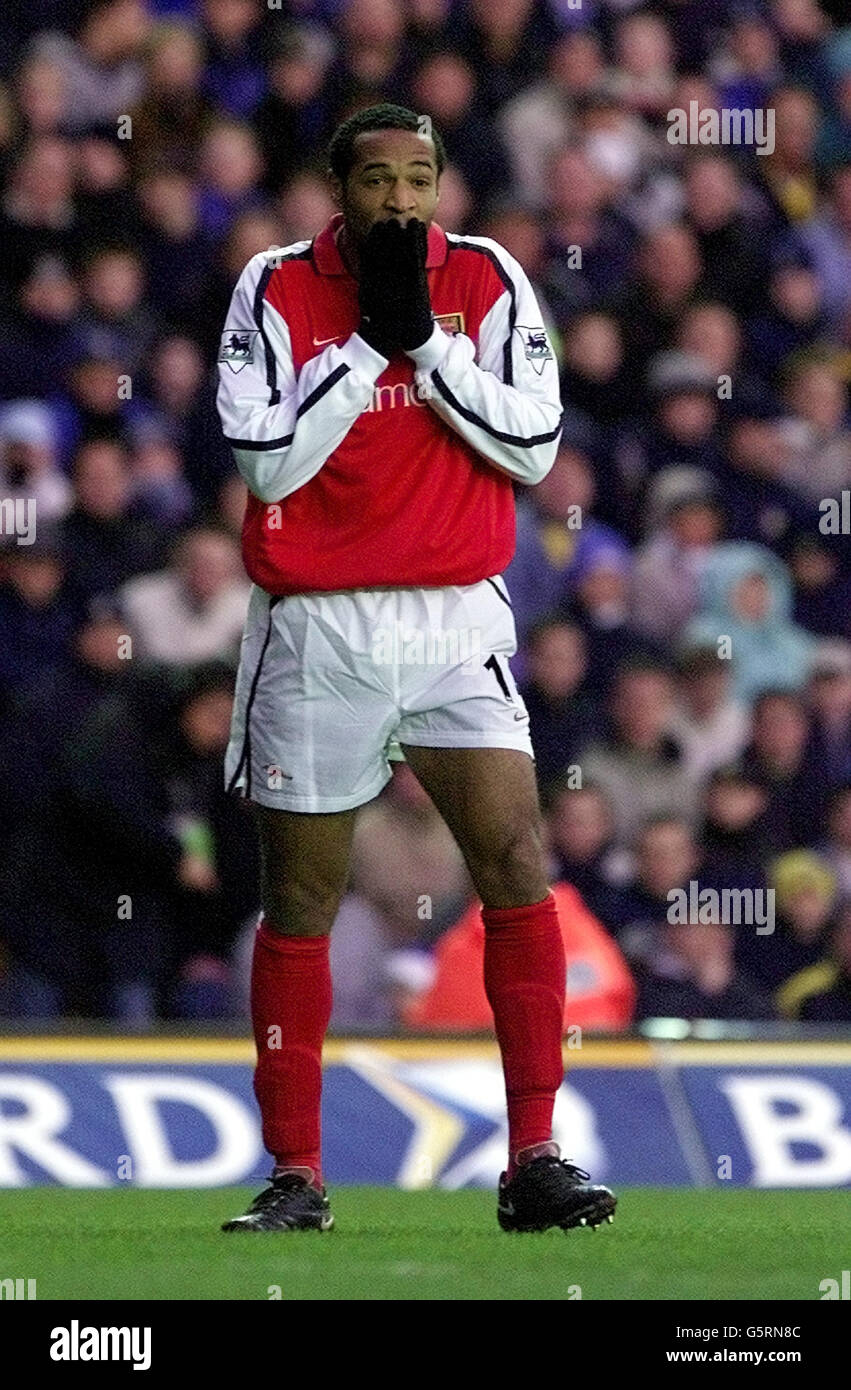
top-left (250, 921), bottom-right (332, 1186)
top-left (482, 892), bottom-right (566, 1178)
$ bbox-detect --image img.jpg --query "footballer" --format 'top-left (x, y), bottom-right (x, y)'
top-left (216, 104), bottom-right (616, 1235)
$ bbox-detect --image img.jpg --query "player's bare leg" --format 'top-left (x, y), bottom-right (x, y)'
top-left (397, 745), bottom-right (548, 906)
top-left (222, 806), bottom-right (356, 1232)
top-left (399, 745), bottom-right (616, 1232)
top-left (253, 804), bottom-right (357, 937)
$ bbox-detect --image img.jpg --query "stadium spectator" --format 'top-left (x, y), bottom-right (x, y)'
top-left (276, 169), bottom-right (336, 242)
top-left (252, 23), bottom-right (334, 195)
top-left (776, 357), bottom-right (851, 504)
top-left (32, 0), bottom-right (148, 135)
top-left (798, 163), bottom-right (851, 332)
top-left (118, 525), bottom-right (249, 664)
top-left (565, 548), bottom-right (666, 699)
top-left (542, 146), bottom-right (636, 324)
top-left (0, 135), bottom-right (80, 293)
top-left (722, 408), bottom-right (822, 549)
top-left (559, 311), bottom-right (636, 438)
top-left (581, 664), bottom-right (698, 846)
top-left (667, 646), bottom-right (750, 784)
top-left (15, 52), bottom-right (69, 138)
top-left (77, 244), bottom-right (157, 374)
top-left (198, 117), bottom-right (265, 237)
top-left (401, 880), bottom-right (636, 1033)
top-left (608, 10), bottom-right (676, 119)
top-left (746, 247), bottom-right (829, 382)
top-left (753, 85), bottom-right (821, 228)
top-left (682, 153), bottom-right (768, 315)
top-left (127, 438), bottom-right (194, 526)
top-left (60, 438), bottom-right (166, 601)
top-left (788, 533), bottom-right (851, 640)
top-left (545, 780), bottom-right (628, 931)
top-left (58, 345), bottom-right (134, 458)
top-left (711, 10), bottom-right (782, 113)
top-left (0, 399), bottom-right (72, 523)
top-left (128, 334), bottom-right (232, 508)
top-left (613, 225), bottom-right (702, 386)
top-left (136, 166), bottom-right (216, 332)
top-left (348, 763), bottom-right (470, 943)
top-left (323, 763), bottom-right (470, 1029)
top-left (452, 0), bottom-right (559, 118)
top-left (786, 907), bottom-right (851, 1021)
top-left (498, 32), bottom-right (596, 209)
top-left (740, 689), bottom-right (830, 850)
top-left (630, 469), bottom-right (724, 647)
top-left (505, 440), bottom-right (629, 648)
top-left (410, 50), bottom-right (510, 203)
top-left (804, 640), bottom-right (851, 786)
top-left (75, 133), bottom-right (140, 247)
top-left (0, 256), bottom-right (82, 402)
top-left (738, 849), bottom-right (838, 998)
top-left (0, 597), bottom-right (129, 842)
top-left (606, 816), bottom-right (702, 957)
top-left (0, 658), bottom-right (255, 1020)
top-left (0, 529), bottom-right (79, 712)
top-left (699, 766), bottom-right (772, 895)
top-left (676, 301), bottom-right (769, 422)
top-left (617, 351), bottom-right (725, 522)
top-left (129, 19), bottom-right (214, 171)
top-left (685, 542), bottom-right (816, 706)
top-left (519, 617), bottom-right (603, 793)
top-left (201, 0), bottom-right (265, 119)
top-left (633, 919), bottom-right (777, 1021)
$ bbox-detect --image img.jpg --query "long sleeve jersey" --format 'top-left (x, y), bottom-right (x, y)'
top-left (216, 214), bottom-right (562, 595)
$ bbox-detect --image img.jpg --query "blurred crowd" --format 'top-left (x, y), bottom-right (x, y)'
top-left (2, 0), bottom-right (851, 1028)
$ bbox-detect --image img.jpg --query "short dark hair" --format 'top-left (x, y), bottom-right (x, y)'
top-left (676, 644), bottom-right (726, 680)
top-left (614, 656), bottom-right (674, 687)
top-left (753, 688), bottom-right (806, 717)
top-left (526, 614), bottom-right (585, 648)
top-left (327, 103), bottom-right (446, 184)
top-left (638, 812), bottom-right (693, 840)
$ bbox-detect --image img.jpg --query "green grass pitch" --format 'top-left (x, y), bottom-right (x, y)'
top-left (0, 1187), bottom-right (844, 1301)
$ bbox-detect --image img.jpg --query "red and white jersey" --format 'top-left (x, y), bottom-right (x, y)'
top-left (216, 214), bottom-right (562, 596)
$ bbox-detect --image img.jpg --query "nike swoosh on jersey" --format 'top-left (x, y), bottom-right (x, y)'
top-left (313, 334), bottom-right (345, 347)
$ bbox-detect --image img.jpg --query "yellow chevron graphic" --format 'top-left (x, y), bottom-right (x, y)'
top-left (342, 1044), bottom-right (464, 1188)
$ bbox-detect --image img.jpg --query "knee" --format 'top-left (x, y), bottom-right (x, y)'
top-left (470, 819), bottom-right (549, 909)
top-left (261, 875), bottom-right (341, 937)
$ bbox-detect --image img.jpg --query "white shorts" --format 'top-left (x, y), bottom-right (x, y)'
top-left (225, 576), bottom-right (534, 812)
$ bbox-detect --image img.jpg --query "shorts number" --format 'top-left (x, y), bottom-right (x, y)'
top-left (484, 654), bottom-right (513, 702)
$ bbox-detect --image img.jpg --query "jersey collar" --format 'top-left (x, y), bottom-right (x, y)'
top-left (312, 213), bottom-right (449, 275)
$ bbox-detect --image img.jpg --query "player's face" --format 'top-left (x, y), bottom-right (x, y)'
top-left (336, 128), bottom-right (440, 245)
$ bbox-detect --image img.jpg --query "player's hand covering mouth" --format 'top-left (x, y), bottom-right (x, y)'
top-left (357, 217), bottom-right (433, 357)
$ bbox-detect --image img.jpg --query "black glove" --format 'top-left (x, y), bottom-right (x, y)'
top-left (357, 219), bottom-right (405, 358)
top-left (397, 218), bottom-right (433, 351)
top-left (357, 218), bottom-right (433, 357)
